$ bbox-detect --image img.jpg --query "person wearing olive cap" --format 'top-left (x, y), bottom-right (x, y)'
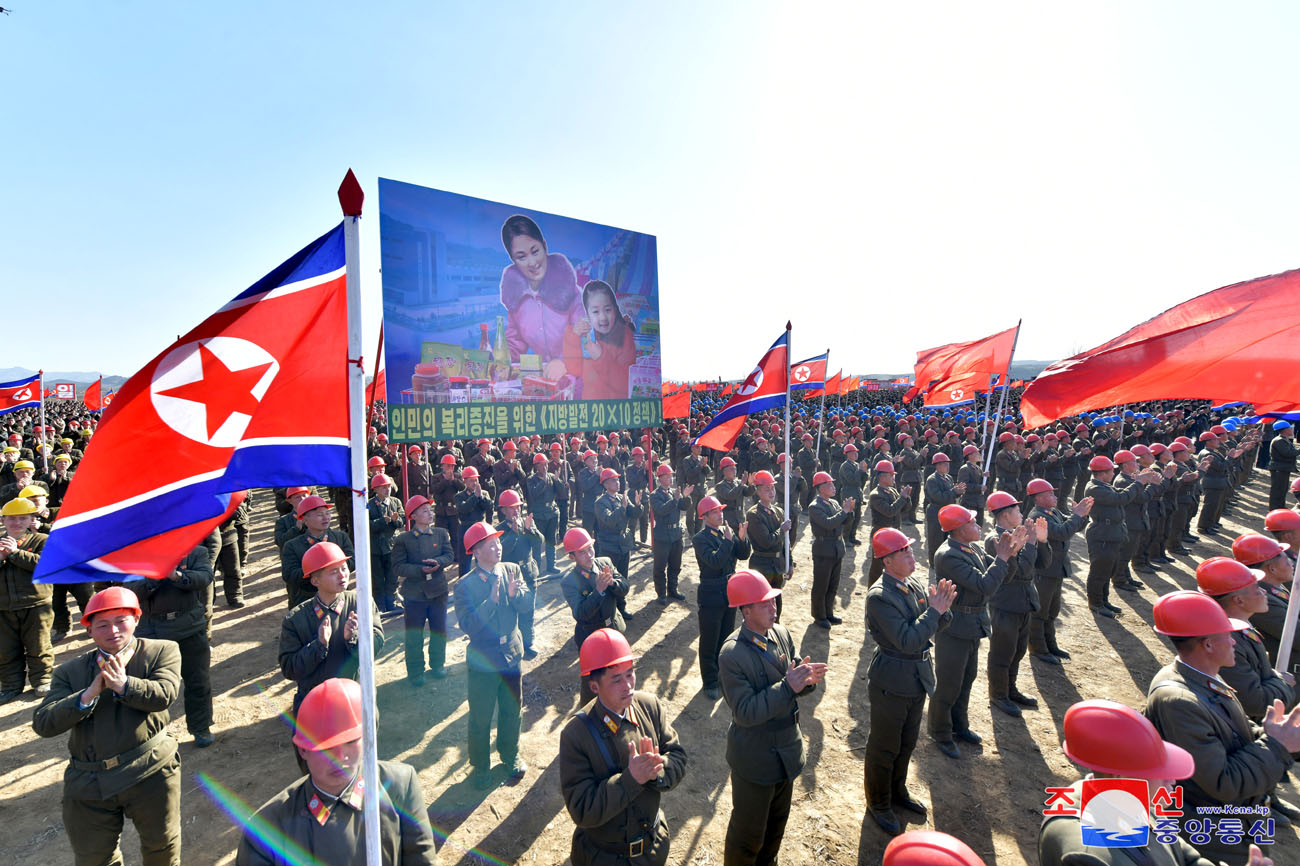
top-left (1268, 421), bottom-right (1297, 512)
top-left (928, 504), bottom-right (1028, 758)
top-left (33, 587), bottom-right (183, 866)
top-left (0, 496), bottom-right (51, 702)
top-left (865, 528), bottom-right (955, 836)
top-left (560, 628), bottom-right (687, 866)
top-left (236, 678), bottom-right (439, 865)
top-left (1233, 532), bottom-right (1300, 679)
top-left (279, 541), bottom-right (384, 770)
top-left (1145, 589), bottom-right (1300, 865)
top-left (717, 570), bottom-right (825, 864)
top-left (1038, 698), bottom-right (1223, 866)
top-left (454, 520), bottom-right (530, 789)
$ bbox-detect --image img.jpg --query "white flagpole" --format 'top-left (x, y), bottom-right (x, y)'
top-left (1275, 553), bottom-right (1300, 679)
top-left (339, 169), bottom-right (382, 866)
top-left (983, 321), bottom-right (1021, 474)
top-left (815, 353), bottom-right (829, 463)
top-left (39, 371), bottom-right (48, 473)
top-left (783, 322), bottom-right (793, 575)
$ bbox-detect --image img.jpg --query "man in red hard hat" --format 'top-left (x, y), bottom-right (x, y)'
top-left (745, 470), bottom-right (792, 619)
top-left (808, 471), bottom-right (852, 629)
top-left (1165, 441), bottom-right (1202, 553)
top-left (923, 453), bottom-right (964, 567)
top-left (928, 505), bottom-right (1028, 759)
top-left (865, 528), bottom-right (956, 835)
top-left (1083, 454), bottom-right (1162, 618)
top-left (1234, 532), bottom-right (1300, 679)
top-left (454, 465), bottom-right (494, 575)
top-left (1263, 509), bottom-right (1300, 562)
top-left (279, 541), bottom-right (384, 769)
top-left (497, 488), bottom-right (545, 660)
top-left (836, 443), bottom-right (866, 546)
top-left (560, 526), bottom-right (629, 650)
top-left (0, 496), bottom-right (51, 702)
top-left (595, 466), bottom-right (641, 623)
top-left (678, 442), bottom-right (711, 537)
top-left (718, 571), bottom-right (826, 862)
top-left (1196, 430), bottom-right (1240, 537)
top-left (983, 492), bottom-right (1049, 717)
top-left (1039, 699), bottom-right (1206, 866)
top-left (454, 520), bottom-right (531, 789)
top-left (867, 460), bottom-right (912, 586)
top-left (392, 496), bottom-right (455, 686)
top-left (274, 486), bottom-right (312, 553)
top-left (560, 628), bottom-right (687, 865)
top-left (368, 473), bottom-right (406, 613)
top-left (1145, 589), bottom-right (1300, 864)
top-left (430, 453), bottom-right (465, 557)
top-left (33, 586), bottom-right (184, 866)
top-left (648, 464), bottom-right (693, 604)
top-left (714, 456), bottom-right (747, 534)
top-left (281, 495), bottom-right (356, 609)
top-left (694, 495), bottom-right (751, 697)
top-left (236, 678), bottom-right (438, 865)
top-left (1025, 479), bottom-right (1092, 665)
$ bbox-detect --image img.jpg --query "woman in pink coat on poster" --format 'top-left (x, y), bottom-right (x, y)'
top-left (499, 215), bottom-right (584, 382)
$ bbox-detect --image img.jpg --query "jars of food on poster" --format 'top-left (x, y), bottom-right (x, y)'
top-left (411, 363), bottom-right (448, 403)
top-left (469, 379), bottom-right (491, 402)
top-left (448, 376), bottom-right (470, 404)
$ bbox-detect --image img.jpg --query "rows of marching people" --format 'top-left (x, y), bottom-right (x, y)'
top-left (3, 391), bottom-right (1300, 864)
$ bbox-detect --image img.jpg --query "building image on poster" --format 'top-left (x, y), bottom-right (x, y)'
top-left (378, 179), bottom-right (663, 442)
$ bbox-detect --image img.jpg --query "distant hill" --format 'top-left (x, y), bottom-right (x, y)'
top-left (0, 367), bottom-right (128, 394)
top-left (1009, 360), bottom-right (1053, 380)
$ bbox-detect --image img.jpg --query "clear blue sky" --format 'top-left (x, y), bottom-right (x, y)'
top-left (6, 2), bottom-right (1300, 381)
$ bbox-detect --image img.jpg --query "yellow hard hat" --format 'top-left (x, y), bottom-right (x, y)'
top-left (1, 498), bottom-right (38, 516)
top-left (2, 447), bottom-right (17, 455)
top-left (13, 460), bottom-right (35, 471)
top-left (18, 485), bottom-right (47, 500)
top-left (53, 453), bottom-right (72, 463)
top-left (60, 438), bottom-right (73, 445)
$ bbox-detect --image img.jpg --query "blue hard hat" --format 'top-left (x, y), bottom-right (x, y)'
top-left (1274, 420), bottom-right (1292, 431)
top-left (1124, 410), bottom-right (1134, 418)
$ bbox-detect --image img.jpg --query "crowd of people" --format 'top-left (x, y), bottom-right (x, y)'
top-left (2, 388), bottom-right (1298, 865)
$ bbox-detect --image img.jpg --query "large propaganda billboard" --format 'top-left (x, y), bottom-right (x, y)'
top-left (378, 179), bottom-right (663, 442)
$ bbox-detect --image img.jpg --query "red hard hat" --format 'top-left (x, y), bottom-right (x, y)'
top-left (963, 427), bottom-right (975, 435)
top-left (595, 434), bottom-right (609, 444)
top-left (408, 445), bottom-right (423, 455)
top-left (873, 438), bottom-right (886, 449)
top-left (1198, 431), bottom-right (1218, 442)
top-left (80, 586), bottom-right (142, 627)
top-left (1168, 442), bottom-right (1188, 454)
top-left (440, 454), bottom-right (457, 465)
top-left (751, 470), bottom-right (776, 486)
top-left (584, 450), bottom-right (598, 460)
top-left (802, 432), bottom-right (814, 441)
top-left (1025, 478), bottom-right (1055, 496)
top-left (498, 489), bottom-right (523, 508)
top-left (962, 445), bottom-right (980, 457)
top-left (463, 520), bottom-right (504, 553)
top-left (1087, 455), bottom-right (1115, 472)
top-left (631, 447), bottom-right (645, 457)
top-left (843, 443), bottom-right (859, 454)
top-left (369, 473), bottom-right (394, 490)
top-left (533, 453), bottom-right (549, 464)
top-left (777, 453), bottom-right (787, 465)
top-left (938, 504), bottom-right (975, 532)
top-left (295, 494), bottom-right (331, 518)
top-left (812, 471), bottom-right (834, 487)
top-left (293, 678), bottom-right (364, 751)
top-left (1211, 424), bottom-right (1228, 436)
top-left (727, 569), bottom-right (782, 607)
top-left (1176, 436), bottom-right (1193, 446)
top-left (551, 441), bottom-right (564, 451)
top-left (563, 527), bottom-right (595, 554)
top-left (930, 452), bottom-right (950, 464)
top-left (986, 491), bottom-right (1020, 512)
top-left (1113, 449), bottom-right (1136, 464)
top-left (1153, 590), bottom-right (1249, 636)
top-left (998, 432), bottom-right (1014, 443)
top-left (720, 456), bottom-right (737, 468)
top-left (1061, 699), bottom-right (1194, 780)
top-left (1150, 442), bottom-right (1167, 455)
top-left (1197, 556), bottom-right (1264, 594)
top-left (923, 428), bottom-right (937, 438)
top-left (367, 456), bottom-right (386, 469)
top-left (302, 541), bottom-right (348, 576)
top-left (875, 460), bottom-right (895, 474)
top-left (1292, 477), bottom-right (1300, 494)
top-left (872, 527), bottom-right (914, 558)
top-left (655, 464), bottom-right (674, 476)
top-left (1265, 509), bottom-right (1300, 532)
top-left (404, 495), bottom-right (430, 517)
top-left (286, 486), bottom-right (311, 498)
top-left (1075, 423), bottom-right (1088, 433)
top-left (1025, 434), bottom-right (1040, 444)
top-left (460, 466), bottom-right (479, 480)
top-left (376, 433), bottom-right (388, 443)
top-left (697, 495), bottom-right (725, 517)
top-left (579, 628), bottom-right (639, 676)
top-left (1130, 444), bottom-right (1152, 457)
top-left (600, 468), bottom-right (621, 483)
top-left (503, 440), bottom-right (517, 451)
top-left (1231, 534), bottom-right (1290, 567)
top-left (883, 831), bottom-right (986, 866)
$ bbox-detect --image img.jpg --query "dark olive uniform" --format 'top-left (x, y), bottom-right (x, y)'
top-left (236, 760), bottom-right (439, 865)
top-left (718, 623), bottom-right (812, 866)
top-left (895, 448), bottom-right (923, 524)
top-left (33, 638), bottom-right (183, 866)
top-left (865, 571), bottom-right (950, 817)
top-left (648, 487), bottom-right (690, 599)
top-left (367, 493), bottom-right (405, 607)
top-left (524, 470), bottom-right (564, 574)
top-left (391, 525), bottom-right (455, 680)
top-left (578, 466), bottom-right (603, 533)
top-left (866, 485), bottom-right (910, 585)
top-left (498, 517), bottom-right (545, 654)
top-left (807, 495), bottom-right (848, 622)
top-left (454, 485), bottom-right (494, 574)
top-left (836, 459), bottom-right (866, 544)
top-left (928, 536), bottom-right (1010, 744)
top-left (1196, 446), bottom-right (1231, 533)
top-left (429, 472), bottom-right (464, 558)
top-left (693, 525), bottom-right (751, 692)
top-left (1269, 434), bottom-right (1297, 511)
top-left (984, 525), bottom-right (1046, 704)
top-left (1256, 581), bottom-right (1300, 677)
top-left (561, 556), bottom-right (628, 650)
top-left (956, 461), bottom-right (985, 526)
top-left (559, 692), bottom-right (688, 866)
top-left (1145, 660), bottom-right (1293, 865)
top-left (1220, 625), bottom-right (1296, 720)
top-left (131, 544), bottom-right (213, 737)
top-left (922, 471), bottom-right (958, 567)
top-left (0, 526), bottom-right (51, 695)
top-left (1083, 477), bottom-right (1143, 611)
top-left (1027, 504), bottom-right (1087, 657)
top-left (279, 591), bottom-right (384, 719)
top-left (746, 501), bottom-right (787, 617)
top-left (714, 476), bottom-right (748, 534)
top-left (595, 489), bottom-right (642, 585)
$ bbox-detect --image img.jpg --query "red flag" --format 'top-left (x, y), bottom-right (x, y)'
top-left (841, 375), bottom-right (861, 395)
top-left (911, 325), bottom-right (1018, 407)
top-left (84, 378), bottom-right (103, 411)
top-left (661, 381), bottom-right (679, 396)
top-left (662, 388), bottom-right (690, 418)
top-left (1022, 270), bottom-right (1300, 427)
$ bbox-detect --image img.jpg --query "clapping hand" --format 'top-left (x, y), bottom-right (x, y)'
top-left (100, 652), bottom-right (128, 695)
top-left (318, 612), bottom-right (333, 645)
top-left (627, 736), bottom-right (666, 784)
top-left (737, 522), bottom-right (748, 541)
top-left (1033, 516), bottom-right (1048, 543)
top-left (596, 564), bottom-right (615, 593)
top-left (785, 655), bottom-right (828, 691)
top-left (343, 611), bottom-right (359, 642)
top-left (928, 578), bottom-right (958, 614)
top-left (1074, 496), bottom-right (1094, 517)
top-left (1262, 699), bottom-right (1300, 752)
top-left (953, 482), bottom-right (966, 494)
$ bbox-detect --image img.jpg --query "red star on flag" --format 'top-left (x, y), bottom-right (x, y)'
top-left (156, 344), bottom-right (273, 440)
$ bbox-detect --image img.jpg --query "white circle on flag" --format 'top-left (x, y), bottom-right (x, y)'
top-left (738, 366), bottom-right (764, 396)
top-left (150, 336), bottom-right (279, 447)
top-left (949, 388), bottom-right (964, 400)
top-left (794, 365), bottom-right (811, 383)
top-left (13, 387), bottom-right (32, 401)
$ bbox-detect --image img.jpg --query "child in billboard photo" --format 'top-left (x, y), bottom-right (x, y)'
top-left (566, 279), bottom-right (637, 400)
top-left (498, 214), bottom-right (584, 381)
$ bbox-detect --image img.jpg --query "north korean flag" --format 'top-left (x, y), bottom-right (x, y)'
top-left (0, 373), bottom-right (41, 417)
top-left (693, 331), bottom-right (788, 452)
top-left (789, 353), bottom-right (828, 391)
top-left (36, 224), bottom-right (352, 583)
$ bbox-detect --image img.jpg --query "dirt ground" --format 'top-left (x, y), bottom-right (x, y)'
top-left (5, 473), bottom-right (1300, 865)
